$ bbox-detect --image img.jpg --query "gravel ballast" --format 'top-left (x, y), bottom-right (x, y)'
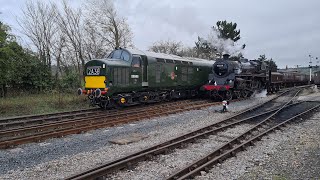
top-left (108, 124), bottom-right (254, 180)
top-left (197, 101), bottom-right (320, 179)
top-left (1, 92), bottom-right (319, 180)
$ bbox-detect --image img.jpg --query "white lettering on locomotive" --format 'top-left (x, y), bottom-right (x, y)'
top-left (87, 66), bottom-right (101, 75)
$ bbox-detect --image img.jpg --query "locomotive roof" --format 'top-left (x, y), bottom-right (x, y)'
top-left (125, 48), bottom-right (215, 66)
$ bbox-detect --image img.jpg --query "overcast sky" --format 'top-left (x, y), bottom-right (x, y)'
top-left (1, 0), bottom-right (320, 68)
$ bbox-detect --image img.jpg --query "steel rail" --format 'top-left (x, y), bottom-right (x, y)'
top-left (0, 100), bottom-right (207, 137)
top-left (0, 99), bottom-right (199, 129)
top-left (0, 108), bottom-right (99, 123)
top-left (167, 90), bottom-right (316, 180)
top-left (171, 103), bottom-right (319, 179)
top-left (0, 100), bottom-right (222, 148)
top-left (65, 90), bottom-right (295, 180)
top-left (0, 99), bottom-right (201, 130)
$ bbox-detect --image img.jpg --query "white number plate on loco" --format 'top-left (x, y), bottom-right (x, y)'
top-left (87, 66), bottom-right (100, 75)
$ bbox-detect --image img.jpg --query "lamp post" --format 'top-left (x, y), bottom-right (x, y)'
top-left (309, 55), bottom-right (312, 84)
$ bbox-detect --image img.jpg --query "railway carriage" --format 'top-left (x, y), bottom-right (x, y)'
top-left (281, 71), bottom-right (309, 86)
top-left (269, 72), bottom-right (284, 92)
top-left (78, 48), bottom-right (215, 108)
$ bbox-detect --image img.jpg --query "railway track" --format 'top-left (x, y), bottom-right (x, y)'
top-left (0, 99), bottom-right (196, 130)
top-left (65, 88), bottom-right (313, 180)
top-left (0, 98), bottom-right (234, 149)
top-left (0, 108), bottom-right (100, 130)
top-left (167, 100), bottom-right (319, 179)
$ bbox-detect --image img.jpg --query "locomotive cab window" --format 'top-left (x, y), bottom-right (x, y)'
top-left (108, 50), bottom-right (130, 62)
top-left (111, 50), bottom-right (122, 59)
top-left (132, 56), bottom-right (141, 67)
top-left (120, 51), bottom-right (130, 61)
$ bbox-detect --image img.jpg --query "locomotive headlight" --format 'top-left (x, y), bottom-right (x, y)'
top-left (102, 64), bottom-right (106, 68)
top-left (120, 97), bottom-right (126, 104)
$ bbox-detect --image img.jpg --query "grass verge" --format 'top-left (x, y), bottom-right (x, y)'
top-left (0, 93), bottom-right (90, 118)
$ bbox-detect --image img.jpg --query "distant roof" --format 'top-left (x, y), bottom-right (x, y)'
top-left (279, 66), bottom-right (320, 75)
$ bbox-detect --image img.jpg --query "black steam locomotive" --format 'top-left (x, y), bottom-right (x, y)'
top-left (201, 54), bottom-right (268, 100)
top-left (201, 54), bottom-right (311, 100)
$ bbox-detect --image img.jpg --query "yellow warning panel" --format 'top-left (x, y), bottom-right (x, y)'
top-left (85, 76), bottom-right (106, 88)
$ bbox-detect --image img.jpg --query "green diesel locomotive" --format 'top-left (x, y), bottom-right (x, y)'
top-left (78, 48), bottom-right (215, 108)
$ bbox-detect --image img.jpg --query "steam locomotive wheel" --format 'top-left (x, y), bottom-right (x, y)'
top-left (224, 90), bottom-right (233, 101)
top-left (210, 90), bottom-right (221, 100)
top-left (233, 91), bottom-right (241, 99)
top-left (210, 90), bottom-right (219, 97)
top-left (241, 90), bottom-right (249, 98)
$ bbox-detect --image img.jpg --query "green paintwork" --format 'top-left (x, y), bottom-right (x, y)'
top-left (83, 48), bottom-right (215, 97)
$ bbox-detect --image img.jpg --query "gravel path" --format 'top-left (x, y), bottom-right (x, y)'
top-left (0, 96), bottom-right (275, 180)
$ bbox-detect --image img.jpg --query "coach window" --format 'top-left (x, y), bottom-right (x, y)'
top-left (132, 56), bottom-right (141, 67)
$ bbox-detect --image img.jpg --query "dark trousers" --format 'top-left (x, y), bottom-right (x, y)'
top-left (222, 105), bottom-right (227, 112)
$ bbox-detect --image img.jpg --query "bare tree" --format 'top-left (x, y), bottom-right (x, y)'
top-left (19, 0), bottom-right (135, 88)
top-left (149, 40), bottom-right (183, 55)
top-left (84, 0), bottom-right (134, 52)
top-left (51, 32), bottom-right (66, 81)
top-left (56, 0), bottom-right (86, 81)
top-left (18, 0), bottom-right (58, 68)
top-left (179, 47), bottom-right (198, 57)
top-left (83, 19), bottom-right (109, 59)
